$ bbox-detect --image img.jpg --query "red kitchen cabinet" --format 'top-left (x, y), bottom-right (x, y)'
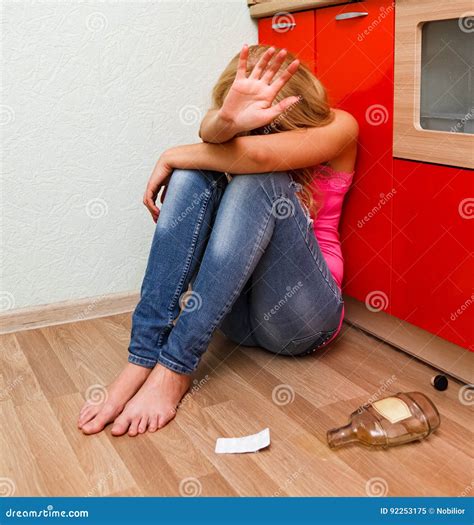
top-left (258, 10), bottom-right (315, 71)
top-left (314, 1), bottom-right (395, 308)
top-left (259, 2), bottom-right (395, 308)
top-left (258, 3), bottom-right (472, 351)
top-left (391, 159), bottom-right (473, 350)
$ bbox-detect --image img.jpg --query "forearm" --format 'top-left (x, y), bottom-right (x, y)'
top-left (164, 140), bottom-right (265, 174)
top-left (165, 117), bottom-right (357, 175)
top-left (199, 109), bottom-right (239, 144)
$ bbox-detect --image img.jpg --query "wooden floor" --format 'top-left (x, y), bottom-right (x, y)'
top-left (1, 313), bottom-right (472, 497)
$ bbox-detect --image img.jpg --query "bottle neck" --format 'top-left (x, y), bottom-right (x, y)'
top-left (327, 423), bottom-right (357, 449)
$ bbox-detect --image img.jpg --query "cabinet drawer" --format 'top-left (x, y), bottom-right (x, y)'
top-left (258, 10), bottom-right (315, 71)
top-left (391, 159), bottom-right (474, 351)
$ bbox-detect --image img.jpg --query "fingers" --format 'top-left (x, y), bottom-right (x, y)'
top-left (268, 59), bottom-right (300, 96)
top-left (261, 48), bottom-right (288, 84)
top-left (143, 187), bottom-right (159, 223)
top-left (160, 185), bottom-right (168, 204)
top-left (236, 44), bottom-right (249, 80)
top-left (267, 95), bottom-right (301, 121)
top-left (249, 47), bottom-right (275, 79)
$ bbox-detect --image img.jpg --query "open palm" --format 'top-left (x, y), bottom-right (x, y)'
top-left (220, 45), bottom-right (301, 133)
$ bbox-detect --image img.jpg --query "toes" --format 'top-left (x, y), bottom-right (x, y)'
top-left (128, 416), bottom-right (140, 437)
top-left (81, 414), bottom-right (109, 435)
top-left (79, 403), bottom-right (91, 416)
top-left (111, 415), bottom-right (131, 436)
top-left (148, 415), bottom-right (159, 433)
top-left (158, 408), bottom-right (176, 429)
top-left (138, 416), bottom-right (148, 434)
top-left (78, 406), bottom-right (99, 428)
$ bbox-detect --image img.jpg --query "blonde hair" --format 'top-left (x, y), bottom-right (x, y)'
top-left (211, 45), bottom-right (334, 217)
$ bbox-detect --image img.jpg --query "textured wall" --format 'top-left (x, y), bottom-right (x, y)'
top-left (1, 0), bottom-right (257, 311)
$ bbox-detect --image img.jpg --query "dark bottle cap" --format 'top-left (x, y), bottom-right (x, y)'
top-left (431, 374), bottom-right (448, 391)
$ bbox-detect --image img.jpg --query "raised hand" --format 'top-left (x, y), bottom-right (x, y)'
top-left (220, 45), bottom-right (300, 133)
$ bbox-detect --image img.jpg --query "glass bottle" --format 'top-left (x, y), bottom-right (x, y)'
top-left (327, 392), bottom-right (441, 449)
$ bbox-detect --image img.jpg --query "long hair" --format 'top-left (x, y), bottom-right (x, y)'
top-left (211, 45), bottom-right (334, 217)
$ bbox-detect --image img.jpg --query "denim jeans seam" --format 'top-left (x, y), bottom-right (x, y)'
top-left (157, 353), bottom-right (192, 375)
top-left (189, 209), bottom-right (275, 364)
top-left (156, 185), bottom-right (217, 350)
top-left (128, 352), bottom-right (157, 368)
top-left (260, 174), bottom-right (291, 203)
top-left (290, 211), bottom-right (341, 301)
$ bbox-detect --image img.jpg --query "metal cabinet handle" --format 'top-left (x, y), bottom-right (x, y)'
top-left (272, 21), bottom-right (296, 31)
top-left (335, 12), bottom-right (369, 21)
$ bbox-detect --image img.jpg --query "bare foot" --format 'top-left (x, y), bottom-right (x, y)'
top-left (110, 364), bottom-right (191, 437)
top-left (78, 363), bottom-right (151, 435)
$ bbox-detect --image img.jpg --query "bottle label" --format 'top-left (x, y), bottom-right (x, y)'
top-left (372, 397), bottom-right (412, 424)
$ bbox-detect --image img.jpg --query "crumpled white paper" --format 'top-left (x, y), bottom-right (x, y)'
top-left (215, 428), bottom-right (271, 454)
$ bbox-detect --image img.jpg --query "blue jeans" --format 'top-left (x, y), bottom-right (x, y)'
top-left (128, 169), bottom-right (343, 375)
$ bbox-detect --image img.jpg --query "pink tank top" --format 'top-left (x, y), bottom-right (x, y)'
top-left (308, 164), bottom-right (354, 345)
top-left (310, 164), bottom-right (354, 290)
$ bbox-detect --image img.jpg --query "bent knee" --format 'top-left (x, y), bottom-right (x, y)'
top-left (168, 168), bottom-right (223, 191)
top-left (227, 171), bottom-right (291, 199)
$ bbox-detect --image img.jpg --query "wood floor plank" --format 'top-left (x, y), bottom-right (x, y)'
top-left (198, 355), bottom-right (372, 496)
top-left (145, 422), bottom-right (216, 480)
top-left (0, 334), bottom-right (44, 406)
top-left (108, 431), bottom-right (181, 496)
top-left (3, 314), bottom-right (472, 496)
top-left (40, 321), bottom-right (124, 395)
top-left (0, 401), bottom-right (46, 496)
top-left (176, 397), bottom-right (282, 496)
top-left (49, 393), bottom-right (137, 496)
top-left (14, 331), bottom-right (76, 399)
top-left (14, 399), bottom-right (91, 495)
top-left (206, 334), bottom-right (472, 496)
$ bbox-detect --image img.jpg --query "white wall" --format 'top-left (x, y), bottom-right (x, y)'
top-left (1, 0), bottom-right (257, 311)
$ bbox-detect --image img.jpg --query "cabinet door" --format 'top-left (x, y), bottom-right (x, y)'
top-left (392, 159), bottom-right (474, 351)
top-left (258, 10), bottom-right (315, 71)
top-left (315, 1), bottom-right (395, 309)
